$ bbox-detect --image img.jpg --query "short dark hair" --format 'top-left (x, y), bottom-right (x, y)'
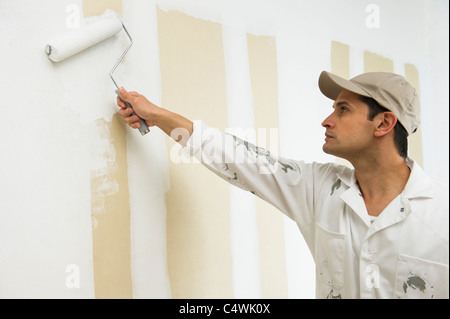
top-left (359, 96), bottom-right (408, 159)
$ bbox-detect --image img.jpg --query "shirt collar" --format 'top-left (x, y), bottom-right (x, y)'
top-left (402, 157), bottom-right (434, 199)
top-left (336, 157), bottom-right (434, 199)
top-left (336, 165), bottom-right (356, 189)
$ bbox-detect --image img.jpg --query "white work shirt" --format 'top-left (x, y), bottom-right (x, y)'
top-left (183, 121), bottom-right (449, 299)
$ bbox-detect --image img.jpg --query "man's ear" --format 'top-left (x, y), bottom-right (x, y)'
top-left (374, 112), bottom-right (397, 137)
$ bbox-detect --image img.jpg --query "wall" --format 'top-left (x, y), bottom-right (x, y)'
top-left (0, 0), bottom-right (448, 298)
top-left (0, 0), bottom-right (170, 299)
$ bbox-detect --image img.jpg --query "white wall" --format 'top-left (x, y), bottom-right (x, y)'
top-left (0, 0), bottom-right (170, 298)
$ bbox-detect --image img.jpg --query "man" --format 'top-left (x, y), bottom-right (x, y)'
top-left (117, 71), bottom-right (449, 299)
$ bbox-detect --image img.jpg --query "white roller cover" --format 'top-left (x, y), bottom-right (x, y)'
top-left (46, 9), bottom-right (122, 62)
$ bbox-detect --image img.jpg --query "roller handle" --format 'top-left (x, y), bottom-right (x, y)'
top-left (115, 90), bottom-right (150, 136)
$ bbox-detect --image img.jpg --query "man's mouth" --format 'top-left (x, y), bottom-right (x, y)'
top-left (324, 132), bottom-right (334, 141)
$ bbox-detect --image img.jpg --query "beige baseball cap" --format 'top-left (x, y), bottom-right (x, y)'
top-left (318, 71), bottom-right (420, 135)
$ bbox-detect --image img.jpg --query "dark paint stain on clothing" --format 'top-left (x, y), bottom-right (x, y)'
top-left (330, 179), bottom-right (341, 196)
top-left (403, 275), bottom-right (426, 293)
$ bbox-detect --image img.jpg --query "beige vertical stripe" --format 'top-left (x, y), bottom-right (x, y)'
top-left (247, 34), bottom-right (288, 298)
top-left (84, 0), bottom-right (133, 299)
top-left (404, 64), bottom-right (424, 167)
top-left (90, 115), bottom-right (133, 299)
top-left (364, 51), bottom-right (394, 73)
top-left (157, 7), bottom-right (233, 298)
top-left (331, 41), bottom-right (350, 79)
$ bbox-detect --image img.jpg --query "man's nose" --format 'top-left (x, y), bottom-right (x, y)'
top-left (321, 114), bottom-right (335, 129)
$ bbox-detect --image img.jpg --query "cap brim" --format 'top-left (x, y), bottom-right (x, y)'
top-left (318, 71), bottom-right (370, 100)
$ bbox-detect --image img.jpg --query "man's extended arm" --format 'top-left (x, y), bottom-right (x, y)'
top-left (116, 88), bottom-right (333, 230)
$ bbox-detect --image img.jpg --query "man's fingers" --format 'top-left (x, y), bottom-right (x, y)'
top-left (123, 114), bottom-right (141, 125)
top-left (117, 96), bottom-right (126, 108)
top-left (130, 122), bottom-right (142, 129)
top-left (118, 107), bottom-right (141, 126)
top-left (117, 107), bottom-right (133, 117)
top-left (116, 87), bottom-right (145, 131)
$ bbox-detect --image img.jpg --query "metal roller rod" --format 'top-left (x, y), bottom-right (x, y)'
top-left (109, 20), bottom-right (133, 89)
top-left (110, 20), bottom-right (150, 136)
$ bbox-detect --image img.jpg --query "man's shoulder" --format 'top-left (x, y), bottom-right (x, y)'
top-left (311, 161), bottom-right (354, 179)
top-left (294, 160), bottom-right (355, 187)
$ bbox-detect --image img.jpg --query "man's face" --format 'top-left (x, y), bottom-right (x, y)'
top-left (321, 90), bottom-right (375, 160)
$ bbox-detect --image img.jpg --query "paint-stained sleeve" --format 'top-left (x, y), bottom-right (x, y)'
top-left (183, 120), bottom-right (322, 229)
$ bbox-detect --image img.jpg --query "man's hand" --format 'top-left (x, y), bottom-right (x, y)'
top-left (116, 87), bottom-right (159, 129)
top-left (116, 87), bottom-right (193, 145)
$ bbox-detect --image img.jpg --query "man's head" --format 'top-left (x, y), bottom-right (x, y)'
top-left (318, 71), bottom-right (419, 160)
top-left (318, 71), bottom-right (420, 135)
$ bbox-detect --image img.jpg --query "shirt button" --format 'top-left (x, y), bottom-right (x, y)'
top-left (362, 250), bottom-right (374, 261)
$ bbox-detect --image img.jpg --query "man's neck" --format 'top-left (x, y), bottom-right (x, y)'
top-left (351, 155), bottom-right (411, 216)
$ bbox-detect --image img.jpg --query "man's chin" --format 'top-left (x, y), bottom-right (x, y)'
top-left (322, 144), bottom-right (334, 155)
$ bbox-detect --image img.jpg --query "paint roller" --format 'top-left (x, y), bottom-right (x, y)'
top-left (45, 9), bottom-right (150, 136)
